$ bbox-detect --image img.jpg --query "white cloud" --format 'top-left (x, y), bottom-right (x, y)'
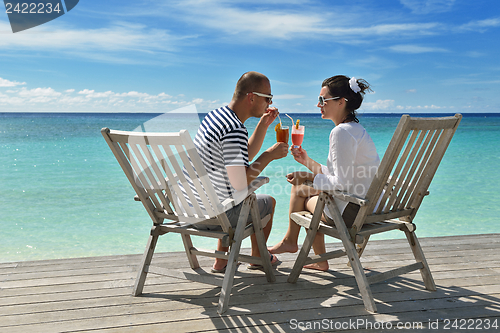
top-left (0, 22), bottom-right (178, 51)
top-left (0, 2), bottom-right (481, 64)
top-left (400, 0), bottom-right (456, 14)
top-left (0, 83), bottom-right (220, 112)
top-left (459, 17), bottom-right (500, 32)
top-left (363, 99), bottom-right (396, 110)
top-left (159, 1), bottom-right (443, 43)
top-left (78, 90), bottom-right (115, 98)
top-left (0, 21), bottom-right (192, 65)
top-left (0, 77), bottom-right (26, 87)
top-left (327, 23), bottom-right (441, 39)
top-left (363, 99), bottom-right (447, 111)
top-left (18, 87), bottom-right (62, 98)
top-left (389, 44), bottom-right (448, 53)
top-left (274, 94), bottom-right (305, 100)
top-left (402, 105), bottom-right (445, 110)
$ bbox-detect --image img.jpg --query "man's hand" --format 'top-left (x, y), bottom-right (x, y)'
top-left (260, 107), bottom-right (279, 128)
top-left (265, 141), bottom-right (288, 160)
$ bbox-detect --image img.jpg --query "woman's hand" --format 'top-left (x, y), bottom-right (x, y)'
top-left (290, 146), bottom-right (309, 165)
top-left (290, 146), bottom-right (323, 175)
top-left (286, 171), bottom-right (314, 185)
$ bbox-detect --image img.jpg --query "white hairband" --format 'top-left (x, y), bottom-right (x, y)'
top-left (349, 77), bottom-right (361, 93)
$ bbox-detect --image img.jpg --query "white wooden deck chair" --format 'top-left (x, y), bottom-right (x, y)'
top-left (287, 114), bottom-right (462, 312)
top-left (101, 128), bottom-right (275, 315)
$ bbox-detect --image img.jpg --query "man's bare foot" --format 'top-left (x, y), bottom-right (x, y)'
top-left (268, 241), bottom-right (298, 254)
top-left (303, 262), bottom-right (329, 271)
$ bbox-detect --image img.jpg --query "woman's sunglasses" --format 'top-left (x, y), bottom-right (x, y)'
top-left (318, 95), bottom-right (348, 106)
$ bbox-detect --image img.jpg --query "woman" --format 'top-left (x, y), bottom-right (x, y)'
top-left (268, 75), bottom-right (380, 271)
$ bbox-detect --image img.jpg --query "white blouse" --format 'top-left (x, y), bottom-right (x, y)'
top-left (313, 122), bottom-right (380, 218)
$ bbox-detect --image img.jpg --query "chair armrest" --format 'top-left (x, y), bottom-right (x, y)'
top-left (326, 190), bottom-right (368, 206)
top-left (220, 176), bottom-right (270, 210)
top-left (302, 180), bottom-right (368, 206)
top-left (247, 176), bottom-right (270, 194)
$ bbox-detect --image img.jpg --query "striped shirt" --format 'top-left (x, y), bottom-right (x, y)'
top-left (183, 106), bottom-right (249, 208)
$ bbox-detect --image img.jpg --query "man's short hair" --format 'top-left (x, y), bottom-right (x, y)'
top-left (233, 71), bottom-right (269, 100)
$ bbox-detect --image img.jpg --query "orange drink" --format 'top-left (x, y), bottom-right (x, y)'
top-left (276, 126), bottom-right (289, 144)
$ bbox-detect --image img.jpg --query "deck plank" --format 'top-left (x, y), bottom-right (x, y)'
top-left (1, 234), bottom-right (500, 332)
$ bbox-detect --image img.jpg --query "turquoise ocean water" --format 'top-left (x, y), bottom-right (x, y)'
top-left (1, 112), bottom-right (499, 263)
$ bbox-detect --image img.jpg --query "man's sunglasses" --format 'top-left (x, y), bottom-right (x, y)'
top-left (250, 92), bottom-right (273, 103)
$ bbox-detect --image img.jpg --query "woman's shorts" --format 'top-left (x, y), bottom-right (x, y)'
top-left (325, 202), bottom-right (360, 229)
top-left (341, 202), bottom-right (361, 228)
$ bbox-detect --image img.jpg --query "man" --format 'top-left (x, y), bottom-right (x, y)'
top-left (193, 71), bottom-right (288, 272)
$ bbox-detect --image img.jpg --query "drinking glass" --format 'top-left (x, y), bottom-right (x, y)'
top-left (291, 125), bottom-right (304, 148)
top-left (276, 126), bottom-right (289, 144)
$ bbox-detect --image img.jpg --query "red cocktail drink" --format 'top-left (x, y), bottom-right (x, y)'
top-left (292, 133), bottom-right (303, 146)
top-left (291, 125), bottom-right (304, 148)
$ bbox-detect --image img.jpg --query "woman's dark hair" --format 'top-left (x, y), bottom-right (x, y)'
top-left (322, 75), bottom-right (372, 123)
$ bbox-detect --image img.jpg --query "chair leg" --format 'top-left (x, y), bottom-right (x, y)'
top-left (356, 236), bottom-right (370, 258)
top-left (288, 192), bottom-right (326, 284)
top-left (325, 196), bottom-right (377, 313)
top-left (218, 197), bottom-right (252, 315)
top-left (343, 235), bottom-right (377, 312)
top-left (181, 233), bottom-right (200, 269)
top-left (287, 224), bottom-right (317, 283)
top-left (347, 236), bottom-right (370, 268)
top-left (249, 195), bottom-right (275, 283)
top-left (133, 226), bottom-right (160, 296)
top-left (405, 230), bottom-right (436, 291)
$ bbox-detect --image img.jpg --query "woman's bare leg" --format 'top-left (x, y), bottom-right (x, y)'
top-left (302, 195), bottom-right (329, 271)
top-left (269, 184), bottom-right (320, 254)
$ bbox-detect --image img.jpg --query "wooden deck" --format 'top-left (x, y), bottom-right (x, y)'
top-left (1, 234), bottom-right (500, 332)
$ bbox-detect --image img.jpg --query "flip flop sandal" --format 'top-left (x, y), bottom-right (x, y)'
top-left (211, 261), bottom-right (241, 273)
top-left (247, 254), bottom-right (280, 270)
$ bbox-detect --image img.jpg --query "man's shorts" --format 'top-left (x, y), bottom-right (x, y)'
top-left (194, 194), bottom-right (274, 231)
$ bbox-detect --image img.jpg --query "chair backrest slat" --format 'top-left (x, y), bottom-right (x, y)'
top-left (102, 128), bottom-right (230, 229)
top-left (118, 140), bottom-right (168, 213)
top-left (383, 129), bottom-right (428, 213)
top-left (375, 129), bottom-right (420, 214)
top-left (179, 131), bottom-right (232, 231)
top-left (181, 131), bottom-right (225, 211)
top-left (127, 142), bottom-right (169, 211)
top-left (103, 135), bottom-right (164, 224)
top-left (161, 144), bottom-right (206, 218)
top-left (404, 126), bottom-right (457, 219)
top-left (175, 144), bottom-right (218, 217)
top-left (133, 141), bottom-right (175, 214)
top-left (397, 128), bottom-right (441, 210)
top-left (391, 129), bottom-right (438, 211)
top-left (355, 114), bottom-right (461, 227)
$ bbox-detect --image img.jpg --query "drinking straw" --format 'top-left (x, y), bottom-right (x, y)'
top-left (285, 114), bottom-right (294, 128)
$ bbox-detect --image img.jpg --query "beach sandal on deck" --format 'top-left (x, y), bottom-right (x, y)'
top-left (247, 254), bottom-right (280, 270)
top-left (211, 261), bottom-right (241, 273)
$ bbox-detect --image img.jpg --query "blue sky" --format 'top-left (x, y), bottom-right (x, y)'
top-left (1, 0), bottom-right (499, 113)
